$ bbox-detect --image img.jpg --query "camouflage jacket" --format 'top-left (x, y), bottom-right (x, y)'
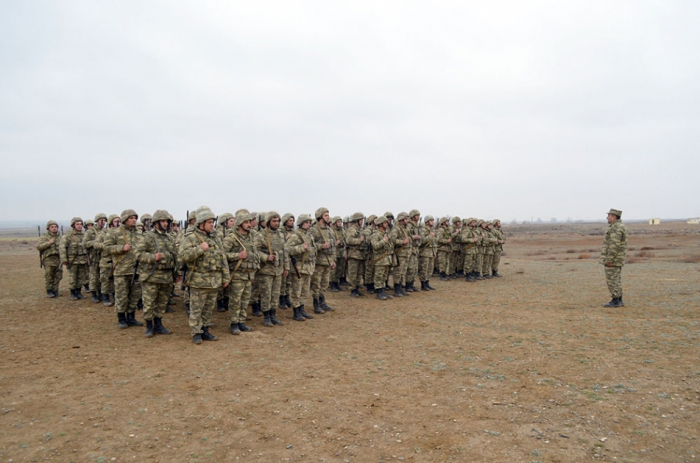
top-left (37, 231), bottom-right (61, 266)
top-left (492, 228), bottom-right (505, 251)
top-left (437, 226), bottom-right (452, 252)
top-left (449, 224), bottom-right (462, 251)
top-left (136, 228), bottom-right (178, 285)
top-left (254, 227), bottom-right (288, 277)
top-left (345, 224), bottom-right (365, 261)
top-left (94, 229), bottom-right (113, 268)
top-left (418, 224), bottom-right (437, 258)
top-left (599, 220), bottom-right (628, 267)
top-left (370, 228), bottom-right (394, 266)
top-left (331, 225), bottom-right (346, 261)
top-left (59, 230), bottom-right (88, 266)
top-left (407, 221), bottom-right (421, 255)
top-left (103, 225), bottom-right (141, 277)
top-left (222, 229), bottom-right (260, 280)
top-left (179, 228), bottom-right (229, 289)
top-left (361, 226), bottom-right (374, 258)
top-left (285, 228), bottom-right (317, 275)
top-left (309, 223), bottom-right (335, 267)
top-left (82, 226), bottom-right (105, 266)
top-left (460, 227), bottom-right (479, 254)
top-left (390, 223), bottom-right (412, 258)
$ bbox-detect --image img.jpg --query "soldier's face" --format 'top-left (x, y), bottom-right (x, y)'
top-left (125, 216), bottom-right (137, 228)
top-left (157, 220), bottom-right (169, 230)
top-left (301, 221), bottom-right (311, 230)
top-left (74, 222), bottom-right (83, 231)
top-left (607, 214), bottom-right (617, 224)
top-left (226, 218), bottom-right (235, 228)
top-left (426, 220), bottom-right (434, 228)
top-left (203, 219), bottom-right (215, 233)
top-left (86, 224), bottom-right (93, 229)
top-left (251, 219), bottom-right (257, 228)
top-left (49, 224), bottom-right (58, 233)
top-left (495, 222), bottom-right (501, 229)
top-left (97, 218), bottom-right (106, 228)
top-left (322, 212), bottom-right (330, 223)
top-left (358, 219), bottom-right (364, 227)
top-left (239, 220), bottom-right (252, 231)
top-left (285, 218), bottom-right (295, 228)
top-left (269, 217), bottom-right (280, 230)
top-left (112, 219), bottom-right (120, 228)
top-left (335, 220), bottom-right (342, 228)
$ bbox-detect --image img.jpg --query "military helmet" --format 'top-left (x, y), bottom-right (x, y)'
top-left (196, 208), bottom-right (215, 225)
top-left (168, 213), bottom-right (174, 221)
top-left (350, 212), bottom-right (364, 222)
top-left (46, 220), bottom-right (58, 230)
top-left (331, 215), bottom-right (342, 224)
top-left (141, 213), bottom-right (152, 222)
top-left (218, 212), bottom-right (233, 225)
top-left (438, 216), bottom-right (450, 226)
top-left (383, 211), bottom-right (394, 220)
top-left (366, 214), bottom-right (377, 225)
top-left (120, 209), bottom-right (138, 223)
top-left (451, 216), bottom-right (461, 224)
top-left (424, 215), bottom-right (434, 223)
top-left (136, 220), bottom-right (143, 227)
top-left (108, 214), bottom-right (119, 226)
top-left (249, 212), bottom-right (258, 222)
top-left (234, 210), bottom-right (253, 226)
top-left (343, 216), bottom-right (349, 224)
top-left (257, 212), bottom-right (267, 223)
top-left (396, 211), bottom-right (408, 221)
top-left (281, 213), bottom-right (294, 225)
top-left (477, 219), bottom-right (484, 227)
top-left (297, 214), bottom-right (312, 226)
top-left (375, 215), bottom-right (388, 226)
top-left (315, 207), bottom-right (329, 220)
top-left (152, 209), bottom-right (171, 222)
top-left (266, 211), bottom-right (280, 223)
top-left (70, 217), bottom-right (83, 227)
top-left (85, 219), bottom-right (94, 226)
top-left (409, 209), bottom-right (420, 219)
top-left (492, 218), bottom-right (501, 225)
top-left (188, 211), bottom-right (197, 221)
top-left (94, 212), bottom-right (107, 222)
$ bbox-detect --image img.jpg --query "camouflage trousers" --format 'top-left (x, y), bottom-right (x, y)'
top-left (290, 273), bottom-right (312, 308)
top-left (332, 256), bottom-right (346, 283)
top-left (250, 277), bottom-right (260, 304)
top-left (189, 287), bottom-right (217, 335)
top-left (364, 256), bottom-right (375, 287)
top-left (311, 264), bottom-right (331, 298)
top-left (113, 275), bottom-right (141, 314)
top-left (482, 253), bottom-right (493, 276)
top-left (99, 264), bottom-right (114, 295)
top-left (492, 250), bottom-right (502, 272)
top-left (374, 264), bottom-right (391, 290)
top-left (228, 277), bottom-right (252, 324)
top-left (280, 272), bottom-right (288, 296)
top-left (89, 262), bottom-right (100, 292)
top-left (455, 251), bottom-right (464, 274)
top-left (392, 254), bottom-right (409, 286)
top-left (257, 273), bottom-right (282, 313)
top-left (437, 251), bottom-right (451, 274)
top-left (68, 263), bottom-right (89, 290)
top-left (463, 251), bottom-right (477, 274)
top-left (417, 256), bottom-right (435, 282)
top-left (142, 281), bottom-right (170, 321)
top-left (604, 266), bottom-right (623, 298)
top-left (475, 250), bottom-right (484, 276)
top-left (43, 264), bottom-right (63, 292)
top-left (406, 253), bottom-right (418, 284)
top-left (346, 258), bottom-right (364, 290)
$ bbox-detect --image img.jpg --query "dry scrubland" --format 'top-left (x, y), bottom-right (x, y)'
top-left (0, 221), bottom-right (699, 462)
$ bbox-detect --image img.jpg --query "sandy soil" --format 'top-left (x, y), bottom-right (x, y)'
top-left (1, 221), bottom-right (699, 462)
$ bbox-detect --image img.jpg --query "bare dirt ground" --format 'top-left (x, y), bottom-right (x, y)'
top-left (1, 222), bottom-right (699, 462)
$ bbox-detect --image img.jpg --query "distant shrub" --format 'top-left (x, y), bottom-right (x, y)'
top-left (681, 254), bottom-right (700, 263)
top-left (626, 256), bottom-right (640, 264)
top-left (566, 249), bottom-right (576, 254)
top-left (641, 246), bottom-right (655, 251)
top-left (578, 253), bottom-right (590, 259)
top-left (545, 256), bottom-right (556, 260)
top-left (635, 251), bottom-right (655, 258)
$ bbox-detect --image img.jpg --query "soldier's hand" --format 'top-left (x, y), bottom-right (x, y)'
top-left (302, 242), bottom-right (308, 250)
top-left (605, 262), bottom-right (613, 267)
top-left (447, 238), bottom-right (452, 243)
top-left (331, 262), bottom-right (336, 270)
top-left (283, 269), bottom-right (289, 277)
top-left (413, 235), bottom-right (420, 241)
top-left (200, 242), bottom-right (209, 251)
top-left (473, 237), bottom-right (478, 243)
top-left (322, 242), bottom-right (330, 250)
top-left (123, 244), bottom-right (132, 252)
top-left (223, 282), bottom-right (229, 288)
top-left (429, 232), bottom-right (434, 237)
top-left (403, 237), bottom-right (410, 245)
top-left (360, 235), bottom-right (365, 242)
top-left (383, 235), bottom-right (389, 242)
top-left (48, 238), bottom-right (55, 245)
top-left (155, 252), bottom-right (163, 261)
top-left (336, 239), bottom-right (341, 246)
top-left (239, 250), bottom-right (248, 259)
top-left (268, 254), bottom-right (276, 262)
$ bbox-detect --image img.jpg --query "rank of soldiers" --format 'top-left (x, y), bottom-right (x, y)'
top-left (36, 208), bottom-right (506, 344)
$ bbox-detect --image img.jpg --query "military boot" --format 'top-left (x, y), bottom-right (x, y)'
top-left (603, 298), bottom-right (617, 307)
top-left (165, 305), bottom-right (175, 313)
top-left (404, 282), bottom-right (414, 293)
top-left (137, 298), bottom-right (143, 309)
top-left (376, 287), bottom-right (388, 300)
top-left (299, 304), bottom-right (314, 319)
top-left (393, 284), bottom-right (403, 297)
top-left (52, 290), bottom-right (60, 297)
top-left (230, 323), bottom-right (241, 335)
top-left (313, 297), bottom-right (324, 314)
top-left (439, 272), bottom-right (448, 281)
top-left (217, 298), bottom-right (226, 312)
top-left (251, 300), bottom-right (263, 317)
top-left (279, 295), bottom-right (286, 309)
top-left (168, 297), bottom-right (176, 306)
top-left (77, 289), bottom-right (86, 299)
top-left (101, 293), bottom-right (110, 306)
top-left (420, 281), bottom-right (428, 291)
top-left (91, 291), bottom-right (100, 303)
top-left (126, 312), bottom-right (143, 327)
top-left (185, 303), bottom-right (190, 318)
top-left (153, 317), bottom-right (171, 335)
top-left (426, 280), bottom-right (436, 290)
top-left (365, 283), bottom-right (375, 294)
top-left (263, 311), bottom-right (273, 327)
top-left (618, 297), bottom-right (625, 307)
top-left (293, 306), bottom-right (305, 322)
top-left (84, 284), bottom-right (90, 292)
top-left (285, 295), bottom-right (292, 308)
top-left (47, 290), bottom-right (55, 298)
top-left (238, 322), bottom-right (252, 332)
top-left (350, 288), bottom-right (360, 297)
top-left (270, 309), bottom-right (284, 325)
top-left (117, 312), bottom-right (128, 329)
top-left (201, 327), bottom-right (217, 341)
top-left (330, 282), bottom-right (340, 292)
top-left (401, 285), bottom-right (410, 296)
top-left (320, 296), bottom-right (333, 311)
top-left (144, 320), bottom-right (154, 338)
top-left (70, 289), bottom-right (78, 300)
top-left (193, 333), bottom-right (203, 344)
top-left (475, 273), bottom-right (484, 281)
top-left (492, 270), bottom-right (501, 277)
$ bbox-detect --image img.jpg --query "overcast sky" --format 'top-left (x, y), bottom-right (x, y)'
top-left (2, 1), bottom-right (699, 224)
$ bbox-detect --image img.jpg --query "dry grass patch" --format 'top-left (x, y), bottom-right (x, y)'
top-left (680, 254), bottom-right (700, 263)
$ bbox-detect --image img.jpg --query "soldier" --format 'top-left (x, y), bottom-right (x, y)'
top-left (254, 211), bottom-right (288, 327)
top-left (482, 221), bottom-right (496, 279)
top-left (59, 217), bottom-right (89, 300)
top-left (309, 207), bottom-right (336, 314)
top-left (448, 217), bottom-right (462, 278)
top-left (95, 214), bottom-right (120, 305)
top-left (135, 209), bottom-right (176, 337)
top-left (370, 215), bottom-right (394, 300)
top-left (390, 212), bottom-right (412, 297)
top-left (329, 216), bottom-right (346, 292)
top-left (474, 220), bottom-right (486, 280)
top-left (491, 220), bottom-right (505, 277)
top-left (83, 213), bottom-right (107, 303)
top-left (600, 208), bottom-right (628, 307)
top-left (279, 213), bottom-right (295, 309)
top-left (103, 209), bottom-right (143, 329)
top-left (285, 214), bottom-right (317, 321)
top-left (222, 210), bottom-right (259, 335)
top-left (405, 209), bottom-right (422, 292)
top-left (179, 207), bottom-right (229, 344)
top-left (214, 212), bottom-right (235, 313)
top-left (436, 217), bottom-right (452, 280)
top-left (36, 220), bottom-right (63, 297)
top-left (363, 214), bottom-right (377, 294)
top-left (417, 215), bottom-right (437, 291)
top-left (461, 218), bottom-right (480, 281)
top-left (345, 212), bottom-right (366, 297)
top-left (141, 213), bottom-right (152, 232)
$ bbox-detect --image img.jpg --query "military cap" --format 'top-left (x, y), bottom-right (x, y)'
top-left (315, 207), bottom-right (329, 220)
top-left (70, 217), bottom-right (83, 227)
top-left (438, 216), bottom-right (450, 226)
top-left (350, 212), bottom-right (364, 222)
top-left (85, 219), bottom-right (94, 226)
top-left (607, 208), bottom-right (622, 217)
top-left (396, 211), bottom-right (408, 221)
top-left (375, 215), bottom-right (389, 226)
top-left (297, 214), bottom-right (312, 226)
top-left (108, 214), bottom-right (119, 226)
top-left (281, 213), bottom-right (294, 225)
top-left (196, 208), bottom-right (216, 225)
top-left (451, 216), bottom-right (461, 224)
top-left (141, 213), bottom-right (152, 221)
top-left (266, 211), bottom-right (281, 222)
top-left (120, 209), bottom-right (138, 223)
top-left (235, 210), bottom-right (253, 226)
top-left (366, 214), bottom-right (377, 225)
top-left (409, 209), bottom-right (420, 218)
top-left (384, 211), bottom-right (394, 219)
top-left (152, 209), bottom-right (171, 222)
top-left (423, 215), bottom-right (434, 224)
top-left (331, 216), bottom-right (342, 224)
top-left (94, 212), bottom-right (107, 222)
top-left (46, 220), bottom-right (58, 230)
top-left (188, 211), bottom-right (197, 221)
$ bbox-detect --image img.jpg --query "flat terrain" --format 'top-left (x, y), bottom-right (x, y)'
top-left (1, 222), bottom-right (699, 462)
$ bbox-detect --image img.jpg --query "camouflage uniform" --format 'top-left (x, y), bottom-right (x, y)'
top-left (460, 219), bottom-right (479, 280)
top-left (309, 208), bottom-right (336, 313)
top-left (59, 218), bottom-right (89, 298)
top-left (82, 213), bottom-right (107, 300)
top-left (390, 213), bottom-right (412, 296)
top-left (345, 213), bottom-right (366, 296)
top-left (436, 217), bottom-right (452, 279)
top-left (285, 215), bottom-right (317, 321)
top-left (36, 220), bottom-right (63, 296)
top-left (279, 213), bottom-right (295, 308)
top-left (405, 210), bottom-right (421, 291)
top-left (362, 215), bottom-right (377, 292)
top-left (474, 220), bottom-right (486, 279)
top-left (481, 223), bottom-right (496, 278)
top-left (95, 215), bottom-right (119, 304)
top-left (222, 223), bottom-right (259, 329)
top-left (330, 218), bottom-right (346, 291)
top-left (254, 211), bottom-right (288, 326)
top-left (599, 210), bottom-right (628, 305)
top-left (417, 216), bottom-right (437, 290)
top-left (448, 217), bottom-right (462, 277)
top-left (491, 220), bottom-right (505, 276)
top-left (370, 216), bottom-right (394, 299)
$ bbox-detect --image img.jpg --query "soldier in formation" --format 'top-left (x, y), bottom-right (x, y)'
top-left (599, 208), bottom-right (627, 307)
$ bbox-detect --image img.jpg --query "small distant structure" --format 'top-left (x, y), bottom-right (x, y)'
top-left (688, 217), bottom-right (700, 224)
top-left (648, 218), bottom-right (660, 225)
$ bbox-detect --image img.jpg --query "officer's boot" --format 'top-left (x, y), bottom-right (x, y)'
top-left (293, 306), bottom-right (305, 322)
top-left (144, 320), bottom-right (154, 338)
top-left (475, 272), bottom-right (484, 281)
top-left (70, 289), bottom-right (78, 300)
top-left (230, 323), bottom-right (241, 335)
top-left (270, 309), bottom-right (284, 325)
top-left (126, 312), bottom-right (143, 327)
top-left (201, 327), bottom-right (217, 341)
top-left (117, 312), bottom-right (128, 329)
top-left (426, 280), bottom-right (436, 290)
top-left (439, 272), bottom-right (448, 281)
top-left (320, 296), bottom-right (333, 311)
top-left (47, 289), bottom-right (55, 298)
top-left (404, 282), bottom-right (414, 293)
top-left (252, 300), bottom-right (263, 317)
top-left (91, 291), bottom-right (100, 303)
top-left (300, 304), bottom-right (314, 319)
top-left (313, 297), bottom-right (324, 314)
top-left (52, 290), bottom-right (60, 297)
top-left (77, 288), bottom-right (86, 299)
top-left (263, 311), bottom-right (273, 327)
top-left (393, 284), bottom-right (403, 297)
top-left (285, 294), bottom-right (292, 308)
top-left (84, 284), bottom-right (90, 292)
top-left (101, 293), bottom-right (110, 305)
top-left (238, 321), bottom-right (252, 332)
top-left (153, 317), bottom-right (171, 335)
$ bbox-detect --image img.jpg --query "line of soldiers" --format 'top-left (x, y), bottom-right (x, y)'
top-left (36, 208), bottom-right (505, 344)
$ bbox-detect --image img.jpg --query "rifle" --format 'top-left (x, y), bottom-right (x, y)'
top-left (180, 264), bottom-right (188, 290)
top-left (38, 225), bottom-right (44, 268)
top-left (131, 260), bottom-right (139, 286)
top-left (290, 256), bottom-right (301, 278)
top-left (185, 210), bottom-right (189, 230)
